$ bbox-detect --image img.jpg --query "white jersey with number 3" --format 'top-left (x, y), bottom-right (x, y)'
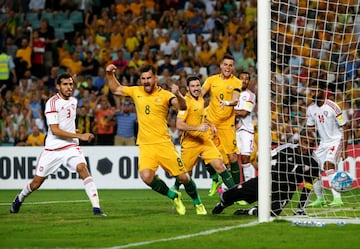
top-left (306, 99), bottom-right (346, 143)
top-left (44, 93), bottom-right (79, 150)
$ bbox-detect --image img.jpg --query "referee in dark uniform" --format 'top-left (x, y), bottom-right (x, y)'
top-left (212, 130), bottom-right (320, 216)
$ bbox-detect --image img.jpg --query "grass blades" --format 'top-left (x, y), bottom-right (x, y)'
top-left (1, 189), bottom-right (360, 249)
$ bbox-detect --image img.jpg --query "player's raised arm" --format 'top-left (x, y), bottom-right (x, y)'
top-left (106, 64), bottom-right (125, 96)
top-left (170, 83), bottom-right (187, 111)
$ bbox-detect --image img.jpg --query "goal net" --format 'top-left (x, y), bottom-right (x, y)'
top-left (263, 0), bottom-right (360, 223)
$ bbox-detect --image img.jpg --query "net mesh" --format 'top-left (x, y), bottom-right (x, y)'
top-left (269, 0), bottom-right (360, 220)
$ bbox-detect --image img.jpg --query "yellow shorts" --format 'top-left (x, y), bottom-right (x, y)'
top-left (139, 141), bottom-right (186, 176)
top-left (216, 128), bottom-right (239, 155)
top-left (181, 139), bottom-right (222, 171)
top-left (212, 135), bottom-right (229, 165)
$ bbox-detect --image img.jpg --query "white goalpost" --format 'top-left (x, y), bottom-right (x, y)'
top-left (258, 0), bottom-right (360, 223)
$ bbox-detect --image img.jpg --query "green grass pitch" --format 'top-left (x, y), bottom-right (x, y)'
top-left (1, 189), bottom-right (360, 249)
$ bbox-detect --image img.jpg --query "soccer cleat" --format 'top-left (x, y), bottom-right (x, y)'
top-left (208, 180), bottom-right (223, 196)
top-left (93, 207), bottom-right (107, 216)
top-left (195, 203), bottom-right (207, 215)
top-left (234, 206), bottom-right (258, 216)
top-left (307, 198), bottom-right (326, 207)
top-left (173, 192), bottom-right (186, 215)
top-left (328, 197), bottom-right (343, 207)
top-left (10, 195), bottom-right (22, 213)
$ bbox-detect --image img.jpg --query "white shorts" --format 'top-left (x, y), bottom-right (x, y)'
top-left (35, 146), bottom-right (87, 177)
top-left (315, 139), bottom-right (342, 170)
top-left (236, 129), bottom-right (254, 156)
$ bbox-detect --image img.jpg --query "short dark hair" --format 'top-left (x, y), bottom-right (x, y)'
top-left (186, 75), bottom-right (200, 86)
top-left (139, 64), bottom-right (157, 75)
top-left (310, 79), bottom-right (327, 89)
top-left (223, 53), bottom-right (235, 61)
top-left (56, 73), bottom-right (72, 85)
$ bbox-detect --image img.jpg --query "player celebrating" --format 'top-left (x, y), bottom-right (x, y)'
top-left (234, 71), bottom-right (257, 182)
top-left (106, 64), bottom-right (206, 215)
top-left (306, 80), bottom-right (349, 207)
top-left (201, 54), bottom-right (242, 188)
top-left (172, 75), bottom-right (236, 195)
top-left (212, 130), bottom-right (320, 216)
top-left (10, 73), bottom-right (106, 216)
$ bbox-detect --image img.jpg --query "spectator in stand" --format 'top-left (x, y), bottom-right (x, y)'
top-left (5, 36), bottom-right (18, 59)
top-left (93, 96), bottom-right (116, 145)
top-left (81, 50), bottom-right (100, 77)
top-left (43, 66), bottom-right (58, 94)
top-left (159, 32), bottom-right (179, 57)
top-left (112, 49), bottom-right (129, 75)
top-left (196, 41), bottom-right (213, 67)
top-left (109, 23), bottom-right (124, 51)
top-left (167, 116), bottom-right (180, 145)
top-left (15, 37), bottom-right (32, 72)
top-left (128, 51), bottom-right (144, 71)
top-left (14, 124), bottom-right (28, 146)
top-left (60, 51), bottom-right (83, 75)
top-left (158, 54), bottom-right (175, 75)
top-left (114, 100), bottom-right (137, 146)
top-left (1, 109), bottom-right (17, 145)
top-left (76, 105), bottom-right (95, 146)
top-left (38, 18), bottom-right (57, 75)
top-left (30, 30), bottom-right (46, 79)
top-left (93, 67), bottom-right (107, 92)
top-left (26, 124), bottom-right (45, 146)
top-left (0, 48), bottom-right (17, 97)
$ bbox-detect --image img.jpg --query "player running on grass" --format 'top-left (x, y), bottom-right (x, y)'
top-left (306, 80), bottom-right (349, 207)
top-left (106, 64), bottom-right (206, 215)
top-left (172, 75), bottom-right (236, 193)
top-left (201, 54), bottom-right (242, 194)
top-left (10, 73), bottom-right (106, 216)
top-left (212, 130), bottom-right (320, 216)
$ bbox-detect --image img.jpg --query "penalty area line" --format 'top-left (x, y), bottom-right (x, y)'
top-left (104, 221), bottom-right (259, 249)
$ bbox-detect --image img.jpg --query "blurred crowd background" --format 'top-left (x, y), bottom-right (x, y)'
top-left (0, 0), bottom-right (359, 147)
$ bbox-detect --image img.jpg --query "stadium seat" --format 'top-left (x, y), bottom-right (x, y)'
top-left (60, 21), bottom-right (74, 33)
top-left (69, 11), bottom-right (83, 24)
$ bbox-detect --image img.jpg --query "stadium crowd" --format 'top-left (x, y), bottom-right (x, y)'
top-left (0, 0), bottom-right (359, 148)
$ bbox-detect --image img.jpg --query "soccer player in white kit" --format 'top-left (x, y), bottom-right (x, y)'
top-left (10, 73), bottom-right (106, 216)
top-left (234, 72), bottom-right (257, 182)
top-left (306, 80), bottom-right (349, 207)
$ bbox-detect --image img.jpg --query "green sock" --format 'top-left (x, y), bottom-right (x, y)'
top-left (173, 178), bottom-right (182, 190)
top-left (149, 175), bottom-right (175, 199)
top-left (205, 163), bottom-right (219, 182)
top-left (230, 161), bottom-right (240, 184)
top-left (219, 170), bottom-right (235, 188)
top-left (183, 178), bottom-right (201, 205)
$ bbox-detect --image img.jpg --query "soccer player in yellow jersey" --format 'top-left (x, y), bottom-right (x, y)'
top-left (106, 64), bottom-right (206, 215)
top-left (173, 75), bottom-right (236, 192)
top-left (202, 54), bottom-right (242, 186)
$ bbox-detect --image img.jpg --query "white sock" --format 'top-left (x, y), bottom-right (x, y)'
top-left (242, 163), bottom-right (255, 182)
top-left (18, 183), bottom-right (32, 202)
top-left (83, 176), bottom-right (100, 208)
top-left (312, 179), bottom-right (323, 199)
top-left (326, 169), bottom-right (341, 199)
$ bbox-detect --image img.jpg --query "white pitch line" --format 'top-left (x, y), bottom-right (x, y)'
top-left (0, 200), bottom-right (88, 206)
top-left (103, 221), bottom-right (259, 249)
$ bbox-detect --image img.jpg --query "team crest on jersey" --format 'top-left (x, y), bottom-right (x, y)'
top-left (155, 97), bottom-right (162, 103)
top-left (226, 86), bottom-right (233, 90)
top-left (323, 111), bottom-right (328, 117)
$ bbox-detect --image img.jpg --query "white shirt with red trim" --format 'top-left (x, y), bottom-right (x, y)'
top-left (234, 89), bottom-right (256, 133)
top-left (44, 93), bottom-right (79, 150)
top-left (306, 99), bottom-right (346, 143)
